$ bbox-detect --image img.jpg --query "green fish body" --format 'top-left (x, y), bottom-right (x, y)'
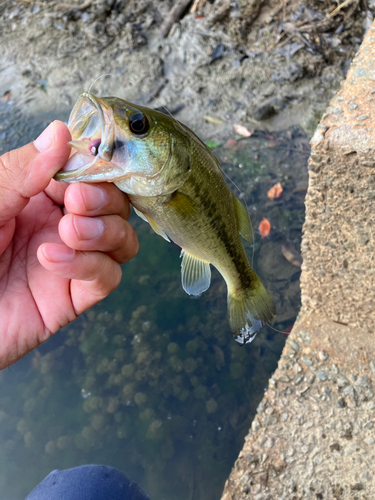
top-left (55, 93), bottom-right (276, 344)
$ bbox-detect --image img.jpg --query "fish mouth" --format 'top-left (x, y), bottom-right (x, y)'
top-left (54, 92), bottom-right (124, 183)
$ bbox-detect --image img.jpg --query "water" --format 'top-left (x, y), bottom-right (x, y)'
top-left (0, 101), bottom-right (309, 500)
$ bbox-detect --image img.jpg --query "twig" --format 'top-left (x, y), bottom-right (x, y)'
top-left (271, 0), bottom-right (292, 19)
top-left (266, 31), bottom-right (286, 51)
top-left (329, 0), bottom-right (355, 16)
top-left (159, 0), bottom-right (193, 38)
top-left (190, 0), bottom-right (207, 14)
top-left (53, 0), bottom-right (92, 12)
top-left (190, 0), bottom-right (200, 14)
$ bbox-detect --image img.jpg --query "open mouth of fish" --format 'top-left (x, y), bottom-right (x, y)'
top-left (54, 93), bottom-right (125, 183)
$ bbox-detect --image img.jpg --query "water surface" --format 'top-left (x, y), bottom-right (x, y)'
top-left (0, 101), bottom-right (308, 500)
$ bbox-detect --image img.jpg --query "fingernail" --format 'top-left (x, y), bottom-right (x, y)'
top-left (81, 184), bottom-right (108, 211)
top-left (34, 122), bottom-right (56, 152)
top-left (43, 245), bottom-right (75, 262)
top-left (74, 216), bottom-right (104, 240)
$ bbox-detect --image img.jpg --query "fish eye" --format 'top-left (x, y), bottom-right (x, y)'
top-left (129, 112), bottom-right (150, 135)
top-left (89, 138), bottom-right (101, 156)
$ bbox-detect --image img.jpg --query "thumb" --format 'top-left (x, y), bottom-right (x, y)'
top-left (0, 120), bottom-right (71, 227)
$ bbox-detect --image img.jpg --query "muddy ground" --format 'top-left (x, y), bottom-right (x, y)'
top-left (0, 0), bottom-right (370, 140)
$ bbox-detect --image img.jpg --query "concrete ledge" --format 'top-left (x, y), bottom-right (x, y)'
top-left (220, 21), bottom-right (375, 500)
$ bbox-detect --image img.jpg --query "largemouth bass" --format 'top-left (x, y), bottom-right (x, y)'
top-left (55, 93), bottom-right (276, 344)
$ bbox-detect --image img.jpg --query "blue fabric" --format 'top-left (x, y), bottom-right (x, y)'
top-left (25, 465), bottom-right (151, 500)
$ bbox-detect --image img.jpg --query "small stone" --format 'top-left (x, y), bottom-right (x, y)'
top-left (367, 401), bottom-right (375, 410)
top-left (351, 482), bottom-right (364, 491)
top-left (317, 370), bottom-right (328, 382)
top-left (364, 435), bottom-right (375, 446)
top-left (257, 402), bottom-right (266, 414)
top-left (370, 361), bottom-right (375, 373)
top-left (301, 356), bottom-right (313, 367)
top-left (265, 438), bottom-right (275, 449)
top-left (306, 374), bottom-right (316, 384)
top-left (356, 375), bottom-right (370, 388)
top-left (293, 363), bottom-right (303, 374)
top-left (343, 386), bottom-right (355, 397)
top-left (252, 420), bottom-right (261, 432)
top-left (294, 376), bottom-right (303, 386)
top-left (349, 103), bottom-right (358, 109)
top-left (357, 114), bottom-right (369, 121)
top-left (298, 331), bottom-right (311, 345)
top-left (337, 397), bottom-right (346, 408)
top-left (281, 413), bottom-right (289, 421)
top-left (286, 339), bottom-right (300, 352)
top-left (318, 351), bottom-right (329, 361)
top-left (323, 386), bottom-right (332, 400)
top-left (337, 374), bottom-right (349, 387)
top-left (298, 386), bottom-right (310, 396)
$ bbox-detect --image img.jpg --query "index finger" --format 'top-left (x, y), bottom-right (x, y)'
top-left (63, 182), bottom-right (131, 220)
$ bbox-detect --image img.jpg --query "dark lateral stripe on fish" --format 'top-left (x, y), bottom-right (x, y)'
top-left (188, 175), bottom-right (255, 291)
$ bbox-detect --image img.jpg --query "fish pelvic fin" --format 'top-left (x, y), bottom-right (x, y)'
top-left (228, 279), bottom-right (276, 345)
top-left (181, 250), bottom-right (211, 296)
top-left (133, 207), bottom-right (171, 242)
top-left (232, 193), bottom-right (253, 243)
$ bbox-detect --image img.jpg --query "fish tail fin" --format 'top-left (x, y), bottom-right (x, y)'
top-left (228, 277), bottom-right (276, 345)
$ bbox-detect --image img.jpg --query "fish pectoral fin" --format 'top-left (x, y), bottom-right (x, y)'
top-left (133, 207), bottom-right (171, 242)
top-left (166, 191), bottom-right (198, 217)
top-left (181, 250), bottom-right (211, 296)
top-left (232, 193), bottom-right (253, 243)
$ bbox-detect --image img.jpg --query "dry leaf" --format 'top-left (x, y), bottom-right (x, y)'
top-left (267, 182), bottom-right (283, 199)
top-left (259, 218), bottom-right (271, 238)
top-left (233, 124), bottom-right (252, 137)
top-left (281, 243), bottom-right (302, 267)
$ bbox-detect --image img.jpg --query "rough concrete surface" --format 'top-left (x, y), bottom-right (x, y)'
top-left (220, 21), bottom-right (375, 500)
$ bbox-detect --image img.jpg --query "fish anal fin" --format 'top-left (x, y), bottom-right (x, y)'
top-left (133, 206), bottom-right (170, 242)
top-left (181, 250), bottom-right (211, 296)
top-left (232, 193), bottom-right (253, 243)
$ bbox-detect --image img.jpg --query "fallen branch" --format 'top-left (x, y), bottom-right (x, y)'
top-left (159, 0), bottom-right (192, 38)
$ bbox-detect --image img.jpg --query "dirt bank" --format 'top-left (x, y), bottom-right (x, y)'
top-left (0, 0), bottom-right (368, 138)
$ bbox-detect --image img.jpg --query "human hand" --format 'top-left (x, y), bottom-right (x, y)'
top-left (0, 121), bottom-right (138, 369)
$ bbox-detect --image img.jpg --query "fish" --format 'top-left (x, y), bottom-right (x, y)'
top-left (55, 92), bottom-right (276, 344)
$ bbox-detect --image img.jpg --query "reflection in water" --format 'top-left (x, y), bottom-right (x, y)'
top-left (0, 103), bottom-right (308, 500)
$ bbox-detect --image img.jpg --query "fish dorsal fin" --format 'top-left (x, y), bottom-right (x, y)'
top-left (181, 250), bottom-right (211, 296)
top-left (133, 207), bottom-right (170, 242)
top-left (232, 193), bottom-right (253, 243)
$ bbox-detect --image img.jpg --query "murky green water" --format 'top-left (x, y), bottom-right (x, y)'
top-left (0, 101), bottom-right (309, 500)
